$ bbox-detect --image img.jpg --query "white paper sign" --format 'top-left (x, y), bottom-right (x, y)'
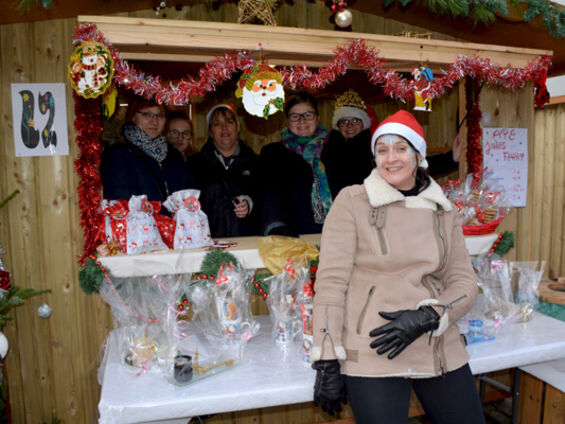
top-left (482, 127), bottom-right (528, 207)
top-left (11, 83), bottom-right (69, 157)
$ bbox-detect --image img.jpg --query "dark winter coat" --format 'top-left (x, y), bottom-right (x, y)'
top-left (187, 139), bottom-right (260, 238)
top-left (321, 128), bottom-right (374, 199)
top-left (100, 140), bottom-right (194, 207)
top-left (258, 141), bottom-right (324, 236)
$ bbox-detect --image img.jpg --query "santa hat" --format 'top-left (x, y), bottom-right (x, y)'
top-left (206, 103), bottom-right (240, 130)
top-left (370, 110), bottom-right (428, 169)
top-left (331, 89), bottom-right (371, 130)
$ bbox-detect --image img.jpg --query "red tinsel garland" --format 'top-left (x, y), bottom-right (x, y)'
top-left (72, 23), bottom-right (552, 105)
top-left (74, 93), bottom-right (104, 264)
top-left (465, 78), bottom-right (483, 178)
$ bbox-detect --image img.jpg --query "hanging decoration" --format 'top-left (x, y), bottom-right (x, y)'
top-left (412, 65), bottom-right (433, 112)
top-left (102, 85), bottom-right (118, 119)
top-left (237, 0), bottom-right (280, 26)
top-left (74, 93), bottom-right (104, 264)
top-left (72, 24), bottom-right (551, 106)
top-left (329, 0), bottom-right (353, 28)
top-left (465, 78), bottom-right (484, 178)
top-left (235, 63), bottom-right (285, 119)
top-left (68, 40), bottom-right (114, 99)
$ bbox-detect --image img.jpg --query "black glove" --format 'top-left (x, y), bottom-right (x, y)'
top-left (312, 359), bottom-right (347, 415)
top-left (268, 225), bottom-right (299, 238)
top-left (369, 306), bottom-right (440, 360)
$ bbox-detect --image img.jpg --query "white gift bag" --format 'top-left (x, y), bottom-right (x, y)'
top-left (163, 189), bottom-right (213, 250)
top-left (126, 195), bottom-right (169, 255)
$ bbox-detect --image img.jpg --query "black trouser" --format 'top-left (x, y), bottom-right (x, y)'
top-left (345, 364), bottom-right (485, 424)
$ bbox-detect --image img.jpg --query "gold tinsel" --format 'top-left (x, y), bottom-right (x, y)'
top-left (237, 0), bottom-right (280, 26)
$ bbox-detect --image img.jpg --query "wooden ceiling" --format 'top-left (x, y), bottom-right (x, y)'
top-left (3, 0), bottom-right (564, 75)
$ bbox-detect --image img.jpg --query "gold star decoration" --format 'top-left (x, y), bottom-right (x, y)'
top-left (237, 0), bottom-right (280, 26)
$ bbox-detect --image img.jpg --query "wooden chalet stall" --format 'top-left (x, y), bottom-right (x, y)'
top-left (0, 3), bottom-right (564, 422)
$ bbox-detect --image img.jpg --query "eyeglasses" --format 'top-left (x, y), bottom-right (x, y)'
top-left (338, 118), bottom-right (362, 127)
top-left (137, 110), bottom-right (166, 120)
top-left (288, 111), bottom-right (317, 122)
top-left (169, 129), bottom-right (192, 138)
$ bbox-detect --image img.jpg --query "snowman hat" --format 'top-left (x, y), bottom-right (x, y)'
top-left (370, 110), bottom-right (428, 169)
top-left (206, 103), bottom-right (240, 130)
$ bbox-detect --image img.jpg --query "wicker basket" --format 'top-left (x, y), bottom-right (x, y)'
top-left (462, 215), bottom-right (505, 236)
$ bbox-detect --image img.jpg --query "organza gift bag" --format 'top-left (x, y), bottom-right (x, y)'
top-left (163, 189), bottom-right (213, 250)
top-left (126, 195), bottom-right (168, 255)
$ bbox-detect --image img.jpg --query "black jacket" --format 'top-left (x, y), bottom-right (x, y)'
top-left (259, 142), bottom-right (324, 236)
top-left (187, 139), bottom-right (260, 238)
top-left (321, 128), bottom-right (374, 199)
top-left (100, 140), bottom-right (194, 207)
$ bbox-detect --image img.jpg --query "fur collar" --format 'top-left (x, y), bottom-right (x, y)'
top-left (363, 169), bottom-right (452, 211)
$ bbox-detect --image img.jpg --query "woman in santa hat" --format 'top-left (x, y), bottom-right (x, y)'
top-left (310, 110), bottom-right (484, 423)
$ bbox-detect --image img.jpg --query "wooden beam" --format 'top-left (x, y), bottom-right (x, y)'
top-left (78, 15), bottom-right (551, 69)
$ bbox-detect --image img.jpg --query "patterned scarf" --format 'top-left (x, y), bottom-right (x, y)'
top-left (281, 125), bottom-right (332, 224)
top-left (122, 123), bottom-right (168, 163)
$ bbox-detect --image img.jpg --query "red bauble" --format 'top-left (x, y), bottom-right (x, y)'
top-left (0, 270), bottom-right (10, 290)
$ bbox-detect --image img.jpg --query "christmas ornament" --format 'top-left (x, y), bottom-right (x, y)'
top-left (335, 9), bottom-right (353, 28)
top-left (236, 63), bottom-right (285, 118)
top-left (237, 0), bottom-right (280, 26)
top-left (200, 249), bottom-right (239, 280)
top-left (0, 332), bottom-right (8, 359)
top-left (68, 40), bottom-right (114, 99)
top-left (412, 65), bottom-right (434, 112)
top-left (102, 85), bottom-right (118, 119)
top-left (37, 303), bottom-right (52, 319)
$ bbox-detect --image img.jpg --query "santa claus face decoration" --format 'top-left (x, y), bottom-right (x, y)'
top-left (236, 65), bottom-right (285, 119)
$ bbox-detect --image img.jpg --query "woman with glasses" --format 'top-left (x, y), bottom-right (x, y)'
top-left (187, 103), bottom-right (259, 237)
top-left (166, 110), bottom-right (195, 160)
top-left (321, 89), bottom-right (375, 199)
top-left (100, 96), bottom-right (194, 207)
top-left (259, 92), bottom-right (332, 237)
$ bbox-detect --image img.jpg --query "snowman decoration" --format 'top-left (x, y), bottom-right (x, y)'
top-left (68, 41), bottom-right (114, 99)
top-left (236, 64), bottom-right (285, 119)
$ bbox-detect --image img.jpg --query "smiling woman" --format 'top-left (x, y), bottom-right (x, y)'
top-left (258, 92), bottom-right (332, 237)
top-left (99, 96), bottom-right (195, 208)
top-left (187, 103), bottom-right (260, 238)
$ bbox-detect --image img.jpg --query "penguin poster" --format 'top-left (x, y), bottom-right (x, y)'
top-left (10, 83), bottom-right (69, 157)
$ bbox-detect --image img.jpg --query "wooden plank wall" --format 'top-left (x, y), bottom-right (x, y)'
top-left (0, 1), bottom-right (559, 423)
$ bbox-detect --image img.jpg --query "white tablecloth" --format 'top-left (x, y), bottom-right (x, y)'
top-left (98, 312), bottom-right (565, 424)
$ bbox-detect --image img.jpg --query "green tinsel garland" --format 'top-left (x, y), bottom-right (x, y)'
top-left (15, 0), bottom-right (51, 11)
top-left (383, 0), bottom-right (565, 37)
top-left (493, 230), bottom-right (515, 256)
top-left (78, 256), bottom-right (104, 294)
top-left (199, 248), bottom-right (239, 278)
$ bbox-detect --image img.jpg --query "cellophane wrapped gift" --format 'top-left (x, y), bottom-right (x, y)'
top-left (266, 260), bottom-right (308, 347)
top-left (295, 262), bottom-right (314, 363)
top-left (465, 256), bottom-right (546, 337)
top-left (126, 195), bottom-right (169, 255)
top-left (97, 274), bottom-right (189, 379)
top-left (163, 189), bottom-right (213, 250)
top-left (189, 264), bottom-right (259, 359)
top-left (442, 170), bottom-right (510, 234)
